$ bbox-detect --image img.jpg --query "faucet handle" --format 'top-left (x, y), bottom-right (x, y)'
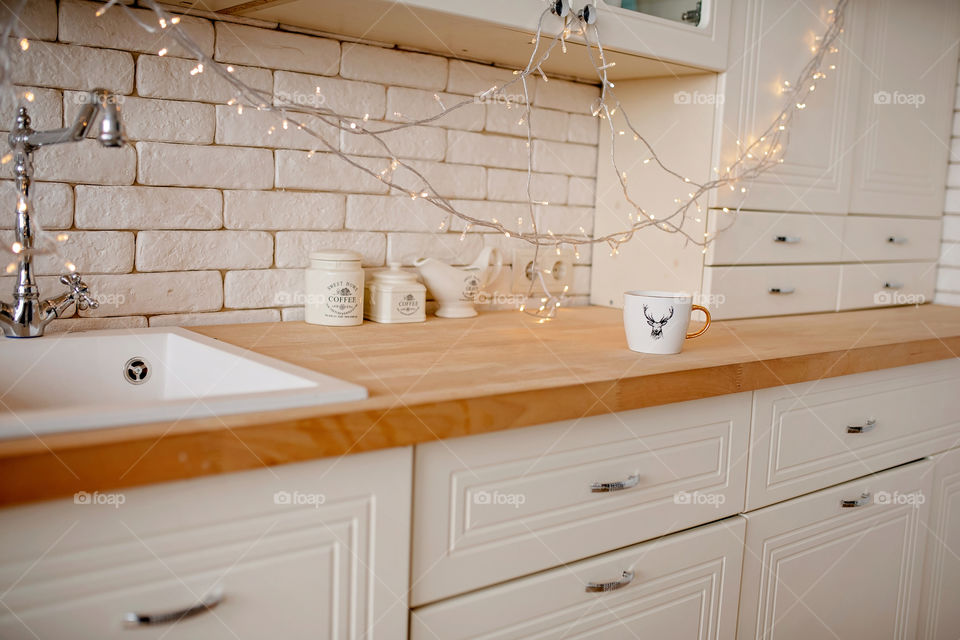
top-left (59, 273), bottom-right (99, 310)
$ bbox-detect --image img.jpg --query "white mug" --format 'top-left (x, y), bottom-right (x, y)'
top-left (623, 291), bottom-right (711, 354)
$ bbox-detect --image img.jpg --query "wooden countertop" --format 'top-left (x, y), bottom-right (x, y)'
top-left (2, 304), bottom-right (960, 505)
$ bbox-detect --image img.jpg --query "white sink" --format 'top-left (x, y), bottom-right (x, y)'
top-left (0, 328), bottom-right (367, 439)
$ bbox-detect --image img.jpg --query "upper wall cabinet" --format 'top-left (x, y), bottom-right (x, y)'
top-left (169, 0), bottom-right (732, 81)
top-left (712, 0), bottom-right (960, 216)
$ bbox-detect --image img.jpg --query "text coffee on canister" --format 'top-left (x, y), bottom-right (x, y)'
top-left (305, 250), bottom-right (364, 326)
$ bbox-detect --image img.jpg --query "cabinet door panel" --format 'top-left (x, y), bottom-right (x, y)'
top-left (918, 447), bottom-right (960, 640)
top-left (738, 460), bottom-right (933, 640)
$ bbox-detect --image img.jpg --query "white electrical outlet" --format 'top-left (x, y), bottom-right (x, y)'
top-left (511, 247), bottom-right (575, 294)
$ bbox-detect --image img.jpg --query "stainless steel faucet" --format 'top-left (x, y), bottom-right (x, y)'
top-left (0, 89), bottom-right (124, 338)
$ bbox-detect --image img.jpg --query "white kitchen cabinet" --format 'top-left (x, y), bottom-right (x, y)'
top-left (837, 261), bottom-right (936, 310)
top-left (846, 0), bottom-right (960, 217)
top-left (918, 447), bottom-right (960, 640)
top-left (411, 517), bottom-right (745, 640)
top-left (738, 459), bottom-right (933, 640)
top-left (411, 393), bottom-right (751, 605)
top-left (0, 448), bottom-right (412, 640)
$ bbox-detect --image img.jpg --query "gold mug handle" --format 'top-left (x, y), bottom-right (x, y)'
top-left (686, 305), bottom-right (711, 339)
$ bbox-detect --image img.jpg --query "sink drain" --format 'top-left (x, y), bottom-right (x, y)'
top-left (123, 357), bottom-right (151, 385)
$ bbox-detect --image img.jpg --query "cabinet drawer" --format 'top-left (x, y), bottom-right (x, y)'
top-left (705, 211), bottom-right (844, 265)
top-left (838, 262), bottom-right (936, 310)
top-left (746, 359), bottom-right (960, 510)
top-left (918, 447), bottom-right (960, 640)
top-left (738, 460), bottom-right (932, 640)
top-left (412, 517), bottom-right (745, 640)
top-left (0, 448), bottom-right (412, 640)
top-left (702, 265), bottom-right (840, 319)
top-left (411, 393), bottom-right (751, 605)
top-left (841, 216), bottom-right (942, 261)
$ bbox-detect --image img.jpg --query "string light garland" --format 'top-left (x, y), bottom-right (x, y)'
top-left (0, 0), bottom-right (847, 320)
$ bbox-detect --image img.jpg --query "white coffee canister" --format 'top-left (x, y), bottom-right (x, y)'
top-left (305, 250), bottom-right (364, 326)
top-left (364, 263), bottom-right (426, 323)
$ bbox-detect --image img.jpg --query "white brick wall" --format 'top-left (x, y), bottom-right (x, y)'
top-left (936, 56), bottom-right (960, 305)
top-left (5, 2), bottom-right (600, 329)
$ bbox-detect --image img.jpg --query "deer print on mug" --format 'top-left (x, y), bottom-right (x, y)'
top-left (643, 305), bottom-right (674, 339)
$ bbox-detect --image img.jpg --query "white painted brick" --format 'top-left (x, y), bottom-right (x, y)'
top-left (947, 164), bottom-right (960, 188)
top-left (341, 122), bottom-right (445, 161)
top-left (942, 214), bottom-right (960, 241)
top-left (64, 92), bottom-right (215, 144)
top-left (149, 308), bottom-right (281, 327)
top-left (946, 188), bottom-right (960, 213)
top-left (534, 77), bottom-right (600, 112)
top-left (0, 181), bottom-right (72, 229)
top-left (386, 232), bottom-right (483, 266)
top-left (158, 4), bottom-right (275, 30)
top-left (533, 139), bottom-right (598, 177)
top-left (568, 113), bottom-right (600, 144)
top-left (137, 55), bottom-right (272, 103)
top-left (486, 169), bottom-right (567, 204)
top-left (567, 176), bottom-right (595, 206)
top-left (448, 200), bottom-right (530, 232)
top-left (0, 87), bottom-right (60, 132)
top-left (275, 71), bottom-right (385, 119)
top-left (76, 185), bottom-right (221, 229)
top-left (14, 42), bottom-right (133, 93)
top-left (47, 316), bottom-right (148, 334)
top-left (224, 268), bottom-right (301, 308)
top-left (386, 87), bottom-right (484, 132)
top-left (346, 195), bottom-right (448, 232)
top-left (0, 229), bottom-right (133, 274)
top-left (341, 44), bottom-right (446, 90)
top-left (59, 0), bottom-right (214, 57)
top-left (224, 190), bottom-right (344, 230)
top-left (393, 160), bottom-right (486, 199)
top-left (485, 105), bottom-right (568, 142)
top-left (21, 139), bottom-right (137, 185)
top-left (137, 230), bottom-right (273, 271)
top-left (446, 130), bottom-right (528, 170)
top-left (215, 22), bottom-right (339, 75)
top-left (534, 205), bottom-right (594, 234)
top-left (934, 290), bottom-right (960, 306)
top-left (0, 0), bottom-right (57, 41)
top-left (81, 271), bottom-right (223, 316)
top-left (281, 307), bottom-right (304, 321)
top-left (215, 104), bottom-right (337, 150)
top-left (275, 230), bottom-right (386, 267)
top-left (275, 150), bottom-right (388, 194)
top-left (138, 142), bottom-right (273, 189)
top-left (940, 242), bottom-right (960, 268)
top-left (447, 60), bottom-right (532, 101)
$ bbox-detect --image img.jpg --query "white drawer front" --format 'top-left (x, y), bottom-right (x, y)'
top-left (841, 216), bottom-right (941, 262)
top-left (838, 262), bottom-right (936, 310)
top-left (702, 265), bottom-right (840, 319)
top-left (706, 211), bottom-right (844, 265)
top-left (412, 517), bottom-right (745, 640)
top-left (738, 460), bottom-right (932, 640)
top-left (747, 359), bottom-right (960, 510)
top-left (0, 448), bottom-right (412, 640)
top-left (411, 393), bottom-right (751, 605)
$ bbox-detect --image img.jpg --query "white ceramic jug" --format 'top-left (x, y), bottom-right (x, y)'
top-left (414, 247), bottom-right (502, 318)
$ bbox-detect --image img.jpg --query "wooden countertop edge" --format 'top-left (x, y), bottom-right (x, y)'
top-left (1, 333), bottom-right (957, 507)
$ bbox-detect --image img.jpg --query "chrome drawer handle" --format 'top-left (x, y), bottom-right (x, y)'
top-left (773, 235), bottom-right (801, 243)
top-left (847, 418), bottom-right (876, 434)
top-left (841, 492), bottom-right (872, 508)
top-left (768, 287), bottom-right (795, 295)
top-left (585, 570), bottom-right (634, 593)
top-left (883, 282), bottom-right (903, 290)
top-left (887, 236), bottom-right (908, 244)
top-left (123, 586), bottom-right (223, 627)
top-left (591, 474), bottom-right (639, 493)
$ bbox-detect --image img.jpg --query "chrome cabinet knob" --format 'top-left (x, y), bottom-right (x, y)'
top-left (591, 474), bottom-right (640, 493)
top-left (847, 418), bottom-right (877, 434)
top-left (585, 570), bottom-right (634, 593)
top-left (840, 492), bottom-right (872, 508)
top-left (123, 586), bottom-right (224, 627)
